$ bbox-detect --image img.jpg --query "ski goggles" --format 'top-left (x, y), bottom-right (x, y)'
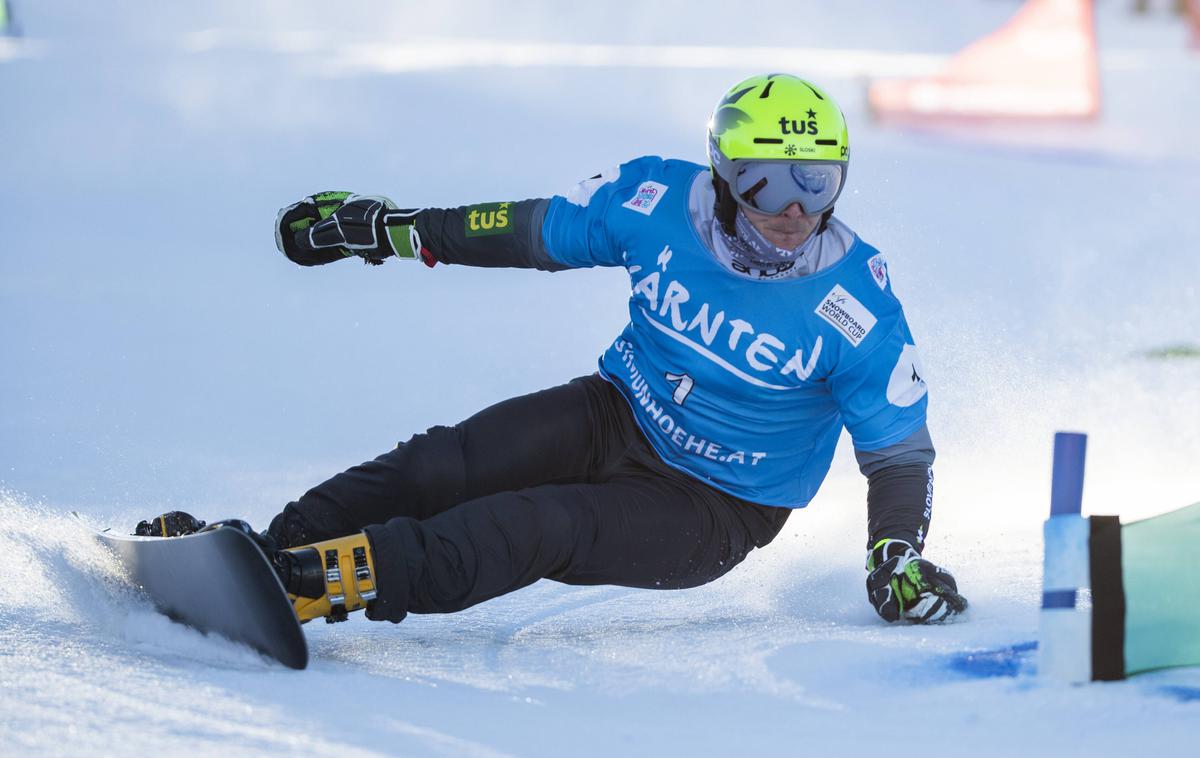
top-left (727, 160), bottom-right (847, 216)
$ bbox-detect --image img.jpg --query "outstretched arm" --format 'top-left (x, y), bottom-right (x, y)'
top-left (275, 163), bottom-right (649, 271)
top-left (275, 192), bottom-right (566, 271)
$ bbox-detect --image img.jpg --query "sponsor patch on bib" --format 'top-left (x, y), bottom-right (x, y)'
top-left (621, 181), bottom-right (668, 215)
top-left (868, 253), bottom-right (888, 290)
top-left (886, 343), bottom-right (928, 407)
top-left (815, 284), bottom-right (877, 347)
top-left (565, 165), bottom-right (621, 207)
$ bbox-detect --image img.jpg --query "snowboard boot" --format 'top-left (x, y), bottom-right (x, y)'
top-left (272, 532), bottom-right (378, 624)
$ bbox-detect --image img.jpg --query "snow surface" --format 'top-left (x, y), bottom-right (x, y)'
top-left (2, 1), bottom-right (1199, 755)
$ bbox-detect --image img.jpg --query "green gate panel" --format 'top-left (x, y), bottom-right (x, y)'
top-left (1122, 501), bottom-right (1200, 675)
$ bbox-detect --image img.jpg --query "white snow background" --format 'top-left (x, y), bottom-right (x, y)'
top-left (2, 1), bottom-right (1199, 755)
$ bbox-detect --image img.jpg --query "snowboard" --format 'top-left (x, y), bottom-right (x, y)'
top-left (74, 513), bottom-right (308, 669)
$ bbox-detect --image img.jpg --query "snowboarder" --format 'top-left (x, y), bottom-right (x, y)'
top-left (145, 73), bottom-right (966, 627)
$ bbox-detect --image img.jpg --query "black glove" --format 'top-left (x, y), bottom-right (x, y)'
top-left (134, 510), bottom-right (206, 537)
top-left (274, 192), bottom-right (421, 266)
top-left (866, 539), bottom-right (967, 623)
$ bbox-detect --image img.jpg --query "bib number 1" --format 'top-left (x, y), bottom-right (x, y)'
top-left (664, 372), bottom-right (694, 405)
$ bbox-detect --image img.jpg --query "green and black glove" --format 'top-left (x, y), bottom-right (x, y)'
top-left (866, 539), bottom-right (967, 624)
top-left (275, 192), bottom-right (423, 266)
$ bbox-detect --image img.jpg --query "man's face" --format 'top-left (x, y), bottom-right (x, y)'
top-left (741, 202), bottom-right (822, 250)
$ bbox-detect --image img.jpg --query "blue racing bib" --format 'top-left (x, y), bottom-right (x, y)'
top-left (542, 156), bottom-right (928, 507)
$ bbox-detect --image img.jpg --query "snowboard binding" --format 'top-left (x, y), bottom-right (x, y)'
top-left (272, 533), bottom-right (378, 624)
top-left (133, 511), bottom-right (379, 624)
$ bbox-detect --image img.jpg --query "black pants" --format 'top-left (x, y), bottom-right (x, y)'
top-left (269, 374), bottom-right (791, 622)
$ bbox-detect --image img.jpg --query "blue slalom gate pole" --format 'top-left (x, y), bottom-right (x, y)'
top-left (1039, 432), bottom-right (1092, 681)
top-left (1050, 432), bottom-right (1087, 516)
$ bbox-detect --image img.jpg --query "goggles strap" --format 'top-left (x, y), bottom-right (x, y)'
top-left (740, 177), bottom-right (770, 208)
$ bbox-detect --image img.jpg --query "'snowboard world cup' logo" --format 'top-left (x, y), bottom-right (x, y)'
top-left (815, 284), bottom-right (876, 347)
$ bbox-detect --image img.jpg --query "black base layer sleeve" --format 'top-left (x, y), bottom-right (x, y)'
top-left (1089, 515), bottom-right (1126, 681)
top-left (415, 198), bottom-right (567, 271)
top-left (865, 463), bottom-right (934, 551)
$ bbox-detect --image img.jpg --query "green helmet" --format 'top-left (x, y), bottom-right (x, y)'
top-left (707, 74), bottom-right (850, 233)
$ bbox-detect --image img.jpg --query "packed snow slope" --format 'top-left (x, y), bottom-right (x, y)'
top-left (2, 1), bottom-right (1199, 755)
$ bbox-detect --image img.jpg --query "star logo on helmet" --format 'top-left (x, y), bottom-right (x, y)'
top-left (806, 108), bottom-right (817, 119)
top-left (784, 144), bottom-right (797, 156)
